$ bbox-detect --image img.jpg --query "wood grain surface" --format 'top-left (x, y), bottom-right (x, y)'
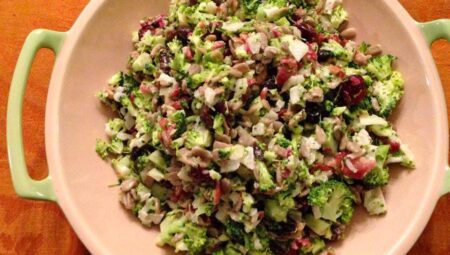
top-left (0, 1), bottom-right (448, 254)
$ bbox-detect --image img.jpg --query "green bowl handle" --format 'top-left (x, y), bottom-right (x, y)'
top-left (418, 19), bottom-right (450, 196)
top-left (419, 19), bottom-right (450, 45)
top-left (7, 29), bottom-right (66, 202)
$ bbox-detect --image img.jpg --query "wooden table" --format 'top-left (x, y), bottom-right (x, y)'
top-left (0, 1), bottom-right (448, 254)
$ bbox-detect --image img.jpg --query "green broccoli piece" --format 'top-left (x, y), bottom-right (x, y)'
top-left (363, 145), bottom-right (390, 186)
top-left (275, 135), bottom-right (291, 148)
top-left (329, 5), bottom-right (348, 30)
top-left (256, 0), bottom-right (289, 21)
top-left (368, 125), bottom-right (415, 168)
top-left (184, 222), bottom-right (208, 255)
top-left (109, 137), bottom-right (124, 154)
top-left (321, 40), bottom-right (353, 62)
top-left (151, 183), bottom-right (169, 200)
top-left (307, 180), bottom-right (355, 224)
top-left (241, 0), bottom-right (261, 15)
top-left (304, 214), bottom-right (332, 239)
top-left (371, 71), bottom-right (404, 117)
top-left (256, 161), bottom-right (276, 192)
top-left (185, 125), bottom-right (212, 149)
top-left (213, 114), bottom-right (225, 135)
top-left (106, 118), bottom-right (125, 136)
top-left (157, 210), bottom-right (208, 254)
top-left (148, 150), bottom-right (167, 170)
top-left (363, 187), bottom-right (387, 215)
top-left (95, 139), bottom-right (109, 159)
top-left (300, 237), bottom-right (326, 255)
top-left (225, 220), bottom-right (246, 243)
top-left (108, 71), bottom-right (123, 86)
top-left (320, 118), bottom-right (338, 154)
top-left (366, 55), bottom-right (396, 81)
top-left (170, 110), bottom-right (187, 136)
top-left (213, 243), bottom-right (243, 255)
top-left (265, 190), bottom-right (296, 222)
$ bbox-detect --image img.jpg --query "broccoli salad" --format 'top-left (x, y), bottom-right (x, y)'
top-left (96, 0), bottom-right (415, 254)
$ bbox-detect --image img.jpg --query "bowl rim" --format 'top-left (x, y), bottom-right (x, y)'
top-left (44, 1), bottom-right (449, 255)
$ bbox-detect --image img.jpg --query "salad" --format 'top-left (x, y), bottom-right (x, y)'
top-left (96, 0), bottom-right (415, 254)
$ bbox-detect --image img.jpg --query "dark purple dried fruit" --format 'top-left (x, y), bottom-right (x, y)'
top-left (296, 23), bottom-right (318, 42)
top-left (138, 15), bottom-right (166, 39)
top-left (338, 75), bottom-right (367, 106)
top-left (253, 145), bottom-right (263, 160)
top-left (159, 50), bottom-right (173, 74)
top-left (262, 76), bottom-right (277, 90)
top-left (305, 102), bottom-right (326, 124)
top-left (175, 27), bottom-right (192, 44)
top-left (317, 49), bottom-right (334, 62)
top-left (200, 105), bottom-right (214, 128)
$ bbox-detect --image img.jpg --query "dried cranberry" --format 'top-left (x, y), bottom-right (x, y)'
top-left (214, 102), bottom-right (227, 114)
top-left (189, 168), bottom-right (214, 184)
top-left (338, 75), bottom-right (367, 106)
top-left (138, 15), bottom-right (166, 39)
top-left (276, 67), bottom-right (294, 86)
top-left (317, 49), bottom-right (334, 62)
top-left (296, 23), bottom-right (318, 42)
top-left (253, 145), bottom-right (263, 160)
top-left (175, 27), bottom-right (192, 44)
top-left (200, 105), bottom-right (214, 128)
top-left (159, 50), bottom-right (173, 74)
top-left (305, 102), bottom-right (326, 124)
top-left (262, 76), bottom-right (277, 89)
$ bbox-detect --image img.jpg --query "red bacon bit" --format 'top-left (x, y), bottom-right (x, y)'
top-left (341, 157), bottom-right (376, 180)
top-left (259, 87), bottom-right (269, 99)
top-left (282, 169), bottom-right (291, 179)
top-left (159, 118), bottom-right (168, 129)
top-left (272, 28), bottom-right (282, 38)
top-left (389, 140), bottom-right (401, 153)
top-left (140, 84), bottom-right (151, 94)
top-left (170, 86), bottom-right (181, 99)
top-left (278, 108), bottom-right (288, 118)
top-left (171, 101), bottom-right (182, 110)
top-left (213, 182), bottom-right (222, 206)
top-left (170, 186), bottom-right (186, 202)
top-left (247, 78), bottom-right (256, 87)
top-left (183, 47), bottom-right (193, 61)
top-left (129, 93), bottom-right (136, 103)
top-left (212, 41), bottom-right (226, 50)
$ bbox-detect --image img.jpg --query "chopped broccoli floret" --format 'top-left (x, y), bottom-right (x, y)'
top-left (264, 191), bottom-right (295, 222)
top-left (106, 118), bottom-right (125, 136)
top-left (307, 180), bottom-right (355, 223)
top-left (371, 71), bottom-right (404, 117)
top-left (95, 139), bottom-right (109, 159)
top-left (304, 214), bottom-right (332, 239)
top-left (366, 55), bottom-right (396, 81)
top-left (321, 40), bottom-right (353, 62)
top-left (300, 237), bottom-right (326, 255)
top-left (132, 53), bottom-right (152, 72)
top-left (170, 110), bottom-right (187, 136)
top-left (225, 220), bottom-right (246, 243)
top-left (363, 145), bottom-right (390, 186)
top-left (329, 5), bottom-right (348, 30)
top-left (158, 210), bottom-right (208, 254)
top-left (256, 160), bottom-right (276, 192)
top-left (185, 125), bottom-right (212, 149)
top-left (275, 135), bottom-right (291, 148)
top-left (320, 118), bottom-right (338, 154)
top-left (364, 187), bottom-right (387, 215)
top-left (213, 114), bottom-right (226, 135)
top-left (256, 0), bottom-right (289, 21)
top-left (148, 150), bottom-right (167, 170)
top-left (369, 125), bottom-right (415, 168)
top-left (213, 243), bottom-right (243, 255)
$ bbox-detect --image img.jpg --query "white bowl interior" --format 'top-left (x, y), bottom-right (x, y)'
top-left (47, 0), bottom-right (448, 254)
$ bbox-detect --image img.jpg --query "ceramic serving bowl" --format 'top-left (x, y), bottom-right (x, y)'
top-left (7, 0), bottom-right (450, 254)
